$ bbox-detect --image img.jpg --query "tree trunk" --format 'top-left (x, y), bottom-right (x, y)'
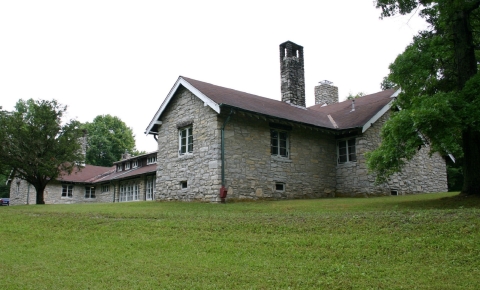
top-left (452, 7), bottom-right (480, 195)
top-left (461, 128), bottom-right (480, 195)
top-left (35, 184), bottom-right (46, 204)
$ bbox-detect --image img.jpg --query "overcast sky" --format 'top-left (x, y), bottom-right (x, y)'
top-left (0, 1), bottom-right (427, 153)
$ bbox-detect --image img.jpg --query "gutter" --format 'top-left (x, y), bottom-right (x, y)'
top-left (220, 108), bottom-right (234, 202)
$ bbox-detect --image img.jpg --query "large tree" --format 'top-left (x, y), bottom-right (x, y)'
top-left (0, 99), bottom-right (85, 204)
top-left (83, 115), bottom-right (137, 167)
top-left (367, 1), bottom-right (480, 195)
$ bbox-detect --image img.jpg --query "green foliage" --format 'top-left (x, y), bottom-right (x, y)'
top-left (0, 99), bottom-right (84, 203)
top-left (0, 173), bottom-right (9, 198)
top-left (0, 193), bottom-right (479, 289)
top-left (369, 1), bottom-right (480, 194)
top-left (83, 115), bottom-right (136, 167)
top-left (346, 92), bottom-right (365, 100)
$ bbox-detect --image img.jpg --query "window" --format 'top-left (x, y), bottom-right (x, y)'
top-left (271, 129), bottom-right (289, 157)
top-left (147, 156), bottom-right (157, 164)
top-left (132, 160), bottom-right (138, 168)
top-left (101, 185), bottom-right (109, 193)
top-left (146, 176), bottom-right (156, 201)
top-left (275, 182), bottom-right (285, 192)
top-left (119, 181), bottom-right (139, 202)
top-left (125, 162), bottom-right (131, 170)
top-left (85, 186), bottom-right (96, 198)
top-left (179, 127), bottom-right (193, 155)
top-left (180, 181), bottom-right (188, 189)
top-left (337, 138), bottom-right (356, 164)
top-left (62, 185), bottom-right (73, 197)
top-left (116, 164), bottom-right (122, 172)
top-left (391, 190), bottom-right (398, 196)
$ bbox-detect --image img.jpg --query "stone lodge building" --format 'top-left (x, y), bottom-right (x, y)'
top-left (144, 41), bottom-right (447, 202)
top-left (9, 151), bottom-right (158, 205)
top-left (9, 41), bottom-right (447, 205)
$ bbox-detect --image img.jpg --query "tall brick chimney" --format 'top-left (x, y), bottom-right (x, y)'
top-left (280, 41), bottom-right (305, 107)
top-left (314, 80), bottom-right (338, 105)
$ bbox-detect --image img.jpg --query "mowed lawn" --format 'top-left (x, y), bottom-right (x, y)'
top-left (1, 192), bottom-right (479, 289)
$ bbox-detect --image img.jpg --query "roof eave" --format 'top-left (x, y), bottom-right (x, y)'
top-left (361, 88), bottom-right (400, 133)
top-left (145, 76), bottom-right (221, 135)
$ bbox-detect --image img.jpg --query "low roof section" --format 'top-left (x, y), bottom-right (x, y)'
top-left (145, 76), bottom-right (400, 135)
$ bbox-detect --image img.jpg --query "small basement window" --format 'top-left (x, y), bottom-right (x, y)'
top-left (180, 181), bottom-right (188, 189)
top-left (275, 182), bottom-right (285, 192)
top-left (391, 190), bottom-right (398, 196)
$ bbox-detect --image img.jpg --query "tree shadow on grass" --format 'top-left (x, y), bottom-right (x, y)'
top-left (394, 193), bottom-right (480, 210)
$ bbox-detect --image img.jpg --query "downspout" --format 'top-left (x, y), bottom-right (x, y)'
top-left (220, 108), bottom-right (234, 202)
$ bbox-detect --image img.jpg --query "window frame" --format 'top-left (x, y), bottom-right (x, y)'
top-left (61, 184), bottom-right (73, 198)
top-left (337, 137), bottom-right (357, 164)
top-left (101, 185), bottom-right (109, 193)
top-left (147, 156), bottom-right (157, 164)
top-left (84, 186), bottom-right (96, 199)
top-left (270, 129), bottom-right (289, 158)
top-left (179, 126), bottom-right (193, 155)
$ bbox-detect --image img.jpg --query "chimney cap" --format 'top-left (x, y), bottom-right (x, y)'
top-left (319, 80), bottom-right (333, 85)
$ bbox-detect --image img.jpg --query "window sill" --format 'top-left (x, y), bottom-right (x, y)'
top-left (271, 155), bottom-right (292, 163)
top-left (177, 153), bottom-right (194, 160)
top-left (336, 162), bottom-right (357, 168)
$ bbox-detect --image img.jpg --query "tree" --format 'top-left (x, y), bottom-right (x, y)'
top-left (346, 92), bottom-right (366, 100)
top-left (367, 1), bottom-right (480, 195)
top-left (84, 115), bottom-right (138, 167)
top-left (0, 99), bottom-right (84, 204)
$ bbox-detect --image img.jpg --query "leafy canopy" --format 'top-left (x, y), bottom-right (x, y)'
top-left (0, 99), bottom-right (84, 203)
top-left (367, 1), bottom-right (480, 194)
top-left (84, 115), bottom-right (138, 167)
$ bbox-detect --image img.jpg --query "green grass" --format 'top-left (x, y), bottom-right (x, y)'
top-left (1, 192), bottom-right (479, 289)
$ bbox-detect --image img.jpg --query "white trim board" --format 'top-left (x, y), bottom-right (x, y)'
top-left (145, 77), bottom-right (221, 135)
top-left (361, 88), bottom-right (401, 133)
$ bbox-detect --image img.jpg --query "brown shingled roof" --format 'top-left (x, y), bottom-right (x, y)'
top-left (58, 165), bottom-right (114, 183)
top-left (147, 76), bottom-right (398, 134)
top-left (182, 77), bottom-right (335, 129)
top-left (308, 89), bottom-right (396, 129)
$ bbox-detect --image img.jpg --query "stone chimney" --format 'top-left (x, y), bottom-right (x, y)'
top-left (280, 41), bottom-right (305, 107)
top-left (315, 80), bottom-right (339, 105)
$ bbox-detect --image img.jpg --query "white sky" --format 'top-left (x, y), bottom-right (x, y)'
top-left (0, 1), bottom-right (427, 153)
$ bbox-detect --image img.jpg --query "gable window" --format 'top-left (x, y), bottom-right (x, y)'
top-left (125, 162), bottom-right (131, 170)
top-left (179, 127), bottom-right (193, 155)
top-left (337, 138), bottom-right (356, 164)
top-left (271, 129), bottom-right (289, 157)
top-left (62, 185), bottom-right (73, 198)
top-left (85, 186), bottom-right (96, 198)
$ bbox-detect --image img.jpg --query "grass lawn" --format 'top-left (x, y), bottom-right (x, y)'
top-left (1, 192), bottom-right (479, 289)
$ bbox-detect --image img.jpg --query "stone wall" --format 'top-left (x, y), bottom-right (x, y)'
top-left (223, 112), bottom-right (337, 200)
top-left (155, 87), bottom-right (221, 202)
top-left (336, 111), bottom-right (448, 196)
top-left (8, 178), bottom-right (36, 205)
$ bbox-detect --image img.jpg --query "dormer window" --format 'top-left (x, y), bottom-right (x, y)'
top-left (147, 156), bottom-right (157, 164)
top-left (132, 160), bottom-right (138, 168)
top-left (125, 162), bottom-right (131, 170)
top-left (116, 164), bottom-right (122, 172)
